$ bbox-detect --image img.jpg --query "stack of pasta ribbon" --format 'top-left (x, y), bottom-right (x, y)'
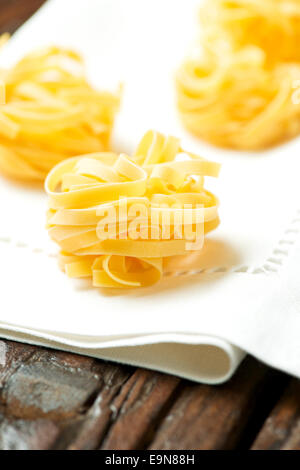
top-left (46, 131), bottom-right (220, 288)
top-left (177, 0), bottom-right (300, 149)
top-left (0, 43), bottom-right (120, 180)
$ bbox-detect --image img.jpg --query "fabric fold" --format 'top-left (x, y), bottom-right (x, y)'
top-left (0, 325), bottom-right (245, 384)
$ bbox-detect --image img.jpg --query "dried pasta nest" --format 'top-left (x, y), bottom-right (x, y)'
top-left (46, 131), bottom-right (220, 289)
top-left (177, 0), bottom-right (300, 150)
top-left (0, 43), bottom-right (120, 180)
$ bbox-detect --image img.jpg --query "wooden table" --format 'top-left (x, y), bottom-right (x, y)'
top-left (0, 0), bottom-right (299, 451)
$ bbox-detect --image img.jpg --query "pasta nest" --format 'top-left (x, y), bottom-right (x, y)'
top-left (0, 45), bottom-right (120, 180)
top-left (177, 0), bottom-right (300, 149)
top-left (46, 131), bottom-right (220, 289)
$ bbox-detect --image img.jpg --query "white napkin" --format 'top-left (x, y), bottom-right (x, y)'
top-left (0, 0), bottom-right (299, 384)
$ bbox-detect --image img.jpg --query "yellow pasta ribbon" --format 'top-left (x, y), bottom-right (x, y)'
top-left (177, 0), bottom-right (300, 150)
top-left (0, 42), bottom-right (120, 180)
top-left (46, 131), bottom-right (220, 289)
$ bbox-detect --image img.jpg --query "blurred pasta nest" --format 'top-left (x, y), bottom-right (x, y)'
top-left (46, 131), bottom-right (220, 289)
top-left (0, 44), bottom-right (120, 180)
top-left (176, 0), bottom-right (300, 149)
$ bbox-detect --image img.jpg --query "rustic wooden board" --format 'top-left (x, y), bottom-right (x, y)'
top-left (0, 339), bottom-right (295, 450)
top-left (148, 358), bottom-right (289, 450)
top-left (0, 0), bottom-right (299, 451)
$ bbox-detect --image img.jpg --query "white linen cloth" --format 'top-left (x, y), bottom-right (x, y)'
top-left (0, 0), bottom-right (299, 384)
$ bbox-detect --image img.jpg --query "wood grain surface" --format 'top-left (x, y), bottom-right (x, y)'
top-left (0, 0), bottom-right (299, 451)
top-left (0, 0), bottom-right (45, 34)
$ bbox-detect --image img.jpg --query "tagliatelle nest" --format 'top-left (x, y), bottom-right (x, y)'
top-left (176, 0), bottom-right (300, 150)
top-left (46, 131), bottom-right (220, 289)
top-left (0, 43), bottom-right (120, 180)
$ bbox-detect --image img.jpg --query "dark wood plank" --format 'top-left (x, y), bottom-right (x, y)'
top-left (0, 414), bottom-right (60, 450)
top-left (0, 340), bottom-right (135, 450)
top-left (55, 361), bottom-right (134, 450)
top-left (2, 349), bottom-right (101, 420)
top-left (148, 358), bottom-right (289, 450)
top-left (99, 370), bottom-right (180, 450)
top-left (0, 341), bottom-right (180, 450)
top-left (0, 340), bottom-right (35, 391)
top-left (59, 369), bottom-right (180, 451)
top-left (252, 379), bottom-right (300, 450)
top-left (0, 0), bottom-right (46, 35)
top-left (0, 0), bottom-right (299, 452)
top-left (2, 340), bottom-right (289, 451)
